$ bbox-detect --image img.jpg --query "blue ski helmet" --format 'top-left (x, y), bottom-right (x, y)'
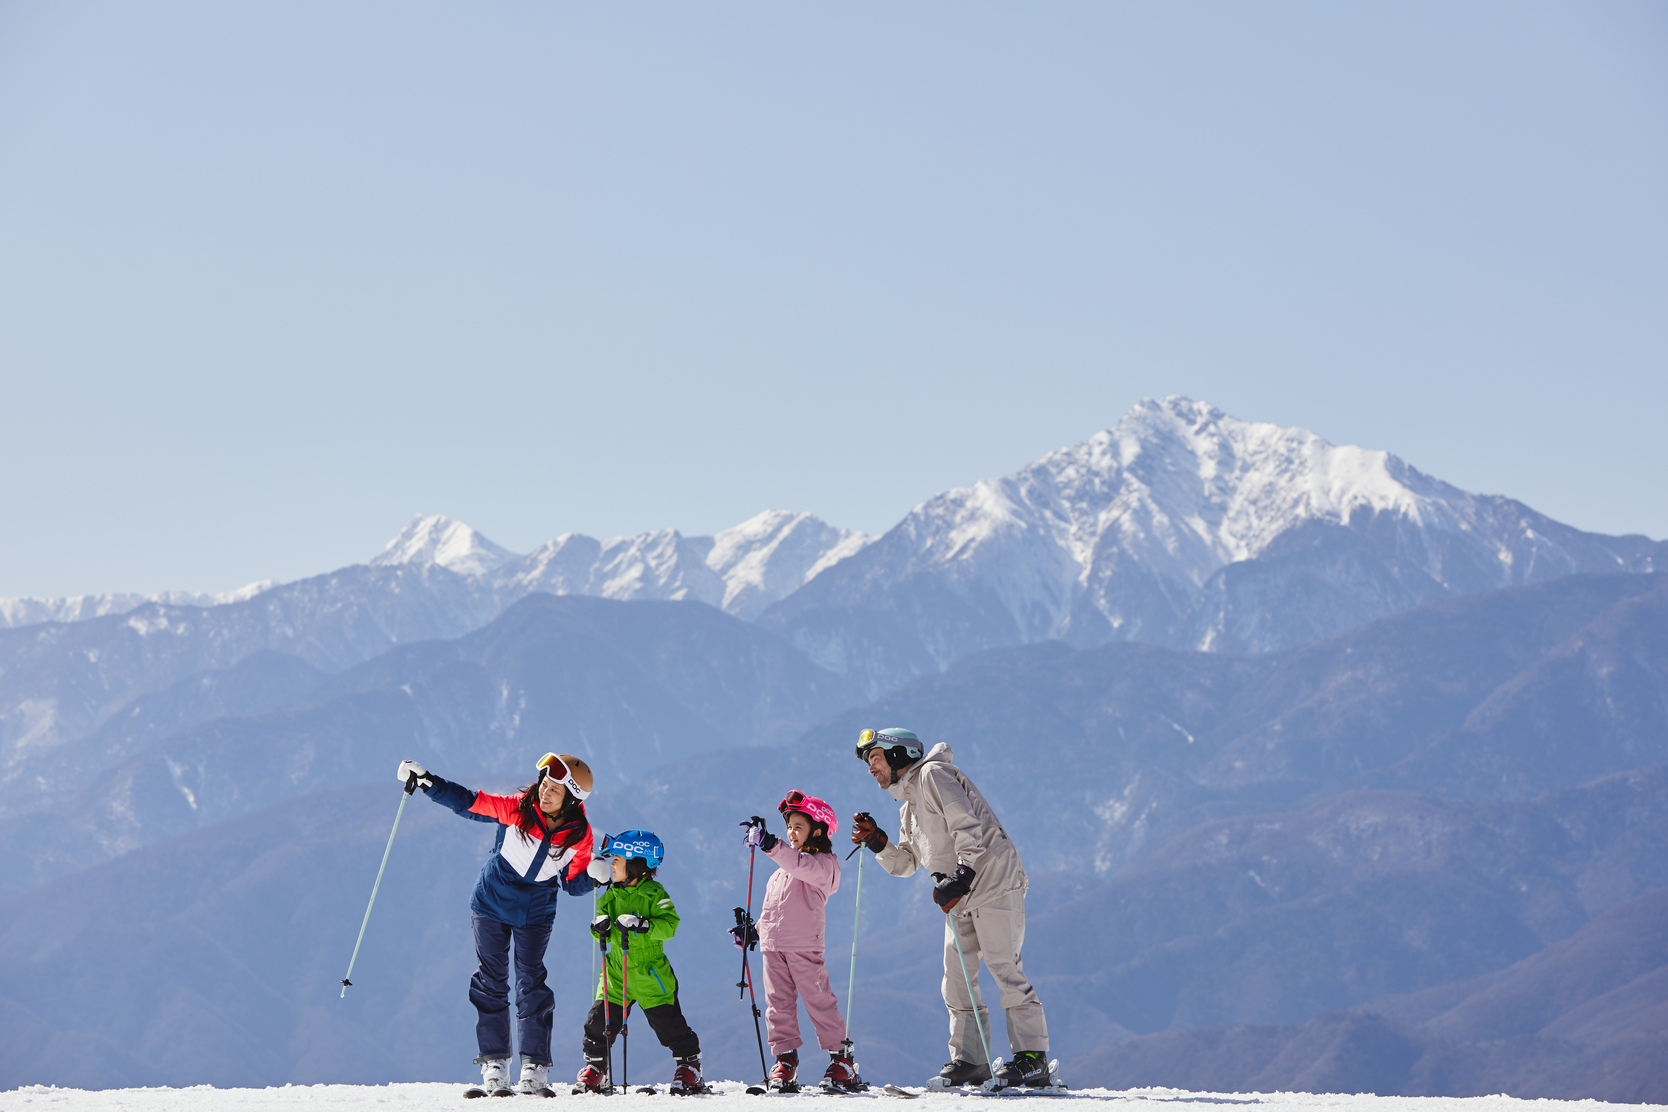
top-left (602, 829), bottom-right (664, 869)
top-left (855, 727), bottom-right (923, 770)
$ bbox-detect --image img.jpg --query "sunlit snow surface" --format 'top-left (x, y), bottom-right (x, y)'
top-left (2, 1084), bottom-right (1658, 1112)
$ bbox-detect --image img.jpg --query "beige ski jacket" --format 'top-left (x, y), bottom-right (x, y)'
top-left (873, 743), bottom-right (1028, 910)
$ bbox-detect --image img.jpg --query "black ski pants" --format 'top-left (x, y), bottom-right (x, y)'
top-left (470, 912), bottom-right (555, 1064)
top-left (582, 993), bottom-right (700, 1064)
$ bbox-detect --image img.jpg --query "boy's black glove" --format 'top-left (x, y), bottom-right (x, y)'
top-left (851, 812), bottom-right (888, 853)
top-left (931, 864), bottom-right (976, 911)
top-left (589, 914), bottom-right (613, 938)
top-left (615, 913), bottom-right (651, 934)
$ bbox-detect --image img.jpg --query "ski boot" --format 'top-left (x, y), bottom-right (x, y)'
top-left (993, 1052), bottom-right (1065, 1092)
top-left (820, 1044), bottom-right (867, 1092)
top-left (768, 1049), bottom-right (801, 1093)
top-left (517, 1059), bottom-right (556, 1098)
top-left (925, 1059), bottom-right (990, 1090)
top-left (465, 1057), bottom-right (515, 1098)
top-left (670, 1054), bottom-right (710, 1095)
top-left (572, 1060), bottom-right (610, 1095)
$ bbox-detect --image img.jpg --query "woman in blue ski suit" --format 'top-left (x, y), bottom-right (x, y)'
top-left (398, 752), bottom-right (613, 1096)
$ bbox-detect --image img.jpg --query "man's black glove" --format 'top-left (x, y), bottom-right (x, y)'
top-left (932, 864), bottom-right (976, 910)
top-left (850, 812), bottom-right (888, 854)
top-left (615, 913), bottom-right (652, 934)
top-left (589, 914), bottom-right (613, 939)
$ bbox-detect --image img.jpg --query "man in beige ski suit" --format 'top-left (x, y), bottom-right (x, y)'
top-left (850, 727), bottom-right (1051, 1088)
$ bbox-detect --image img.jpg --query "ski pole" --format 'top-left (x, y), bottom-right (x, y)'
top-left (737, 823), bottom-right (770, 1089)
top-left (948, 909), bottom-right (995, 1081)
top-left (621, 930), bottom-right (632, 1092)
top-left (599, 924), bottom-right (616, 1093)
top-left (844, 847), bottom-right (865, 1040)
top-left (339, 777), bottom-right (416, 997)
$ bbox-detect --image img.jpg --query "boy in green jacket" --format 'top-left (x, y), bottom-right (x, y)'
top-left (577, 830), bottom-right (707, 1095)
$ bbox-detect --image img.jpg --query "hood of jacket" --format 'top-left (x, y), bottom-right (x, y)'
top-left (887, 741), bottom-right (953, 802)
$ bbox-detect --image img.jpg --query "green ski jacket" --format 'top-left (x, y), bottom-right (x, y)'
top-left (593, 878), bottom-right (682, 1008)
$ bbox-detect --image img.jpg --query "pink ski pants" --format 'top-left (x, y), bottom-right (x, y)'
top-left (761, 949), bottom-right (847, 1055)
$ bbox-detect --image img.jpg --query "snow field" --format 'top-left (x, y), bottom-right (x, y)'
top-left (1, 1084), bottom-right (1657, 1112)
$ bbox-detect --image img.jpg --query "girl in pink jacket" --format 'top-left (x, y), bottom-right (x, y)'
top-left (741, 791), bottom-right (859, 1092)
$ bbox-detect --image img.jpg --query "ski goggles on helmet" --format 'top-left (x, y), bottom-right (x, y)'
top-left (855, 728), bottom-right (922, 761)
top-left (536, 752), bottom-right (591, 801)
top-left (777, 790), bottom-right (838, 834)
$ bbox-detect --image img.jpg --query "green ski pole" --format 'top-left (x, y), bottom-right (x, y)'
top-left (340, 778), bottom-right (416, 997)
top-left (949, 910), bottom-right (996, 1084)
top-left (845, 847), bottom-right (864, 1039)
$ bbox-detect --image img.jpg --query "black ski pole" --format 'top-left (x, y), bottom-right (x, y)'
top-left (621, 929), bottom-right (631, 1093)
top-left (737, 820), bottom-right (770, 1092)
top-left (339, 776), bottom-right (416, 997)
top-left (599, 924), bottom-right (616, 1093)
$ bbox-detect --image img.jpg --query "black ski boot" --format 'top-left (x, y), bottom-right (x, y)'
top-left (995, 1052), bottom-right (1052, 1088)
top-left (927, 1059), bottom-right (991, 1090)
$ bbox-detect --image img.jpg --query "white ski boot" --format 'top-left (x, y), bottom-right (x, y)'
top-left (518, 1060), bottom-right (555, 1097)
top-left (465, 1057), bottom-right (514, 1098)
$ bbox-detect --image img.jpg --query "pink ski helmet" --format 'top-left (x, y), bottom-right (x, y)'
top-left (778, 790), bottom-right (838, 835)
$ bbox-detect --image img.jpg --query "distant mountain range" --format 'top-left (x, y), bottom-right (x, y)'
top-left (6, 399), bottom-right (1661, 695)
top-left (0, 399), bottom-right (1664, 1100)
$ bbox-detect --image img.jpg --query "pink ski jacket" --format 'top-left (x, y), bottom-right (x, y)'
top-left (756, 840), bottom-right (841, 952)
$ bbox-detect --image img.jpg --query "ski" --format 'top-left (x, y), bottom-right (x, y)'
top-left (881, 1086), bottom-right (918, 1099)
top-left (637, 1086), bottom-right (659, 1095)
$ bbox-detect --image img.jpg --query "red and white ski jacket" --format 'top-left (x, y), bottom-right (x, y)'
top-left (427, 774), bottom-right (596, 926)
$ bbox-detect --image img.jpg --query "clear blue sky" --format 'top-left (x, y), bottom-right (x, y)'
top-left (2, 2), bottom-right (1664, 597)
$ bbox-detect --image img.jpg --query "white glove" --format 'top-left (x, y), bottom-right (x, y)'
top-left (586, 856), bottom-right (613, 883)
top-left (396, 759), bottom-right (433, 790)
top-left (615, 913), bottom-right (650, 934)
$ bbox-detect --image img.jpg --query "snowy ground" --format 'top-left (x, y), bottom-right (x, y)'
top-left (2, 1084), bottom-right (1659, 1112)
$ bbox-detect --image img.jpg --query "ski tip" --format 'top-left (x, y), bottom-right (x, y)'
top-left (881, 1085), bottom-right (921, 1099)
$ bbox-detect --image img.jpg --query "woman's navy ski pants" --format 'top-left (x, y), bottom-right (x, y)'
top-left (470, 912), bottom-right (555, 1063)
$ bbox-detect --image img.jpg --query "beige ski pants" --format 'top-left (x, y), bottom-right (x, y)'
top-left (941, 893), bottom-right (1048, 1063)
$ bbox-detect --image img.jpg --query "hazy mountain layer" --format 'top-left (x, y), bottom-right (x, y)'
top-left (4, 576), bottom-right (1667, 1093)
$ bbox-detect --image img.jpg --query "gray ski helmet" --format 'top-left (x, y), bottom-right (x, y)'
top-left (855, 727), bottom-right (923, 770)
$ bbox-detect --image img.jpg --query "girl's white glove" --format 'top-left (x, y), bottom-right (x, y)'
top-left (586, 856), bottom-right (613, 882)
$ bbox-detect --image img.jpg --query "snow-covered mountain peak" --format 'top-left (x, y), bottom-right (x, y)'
top-left (708, 511), bottom-right (875, 620)
top-left (980, 395), bottom-right (1429, 572)
top-left (370, 515), bottom-right (520, 577)
top-left (776, 394), bottom-right (1657, 686)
